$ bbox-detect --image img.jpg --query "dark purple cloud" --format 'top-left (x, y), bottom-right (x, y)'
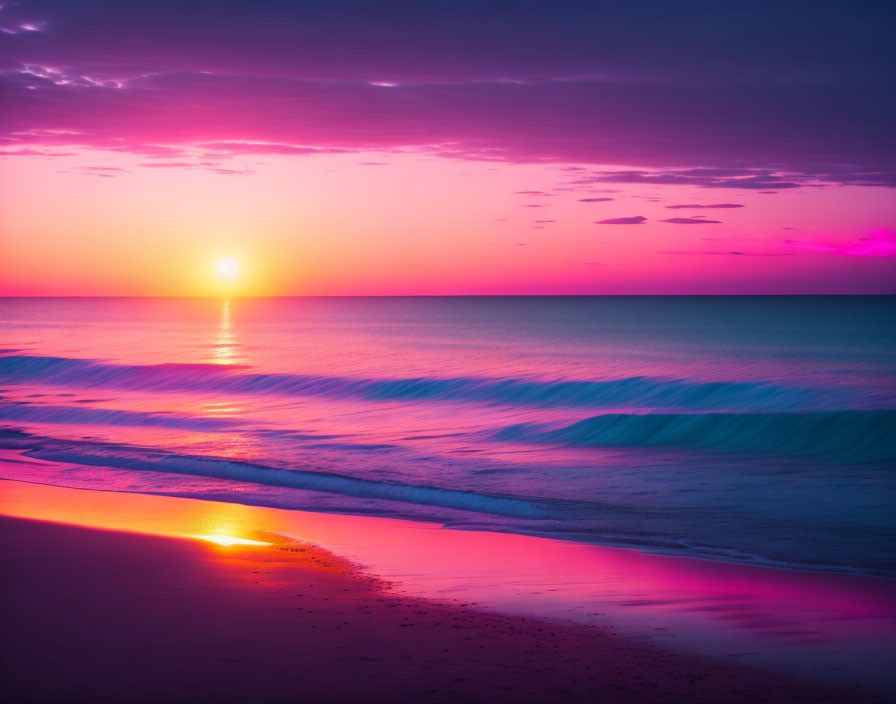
top-left (0, 1), bottom-right (893, 184)
top-left (74, 165), bottom-right (126, 172)
top-left (578, 197), bottom-right (614, 202)
top-left (660, 250), bottom-right (794, 256)
top-left (199, 142), bottom-right (325, 156)
top-left (661, 217), bottom-right (722, 224)
top-left (138, 161), bottom-right (214, 168)
top-left (666, 203), bottom-right (743, 209)
top-left (0, 147), bottom-right (74, 156)
top-left (595, 216), bottom-right (646, 225)
top-left (570, 169), bottom-right (810, 189)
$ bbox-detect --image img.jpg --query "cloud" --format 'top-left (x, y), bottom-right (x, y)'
top-left (660, 250), bottom-right (794, 256)
top-left (782, 230), bottom-right (896, 257)
top-left (1, 21), bottom-right (48, 36)
top-left (661, 217), bottom-right (722, 224)
top-left (595, 216), bottom-right (645, 225)
top-left (67, 165), bottom-right (129, 176)
top-left (0, 2), bottom-right (892, 185)
top-left (533, 219), bottom-right (556, 223)
top-left (578, 197), bottom-right (614, 202)
top-left (571, 168), bottom-right (810, 189)
top-left (199, 142), bottom-right (323, 156)
top-left (666, 203), bottom-right (743, 209)
top-left (2, 72), bottom-right (892, 185)
top-left (74, 166), bottom-right (127, 172)
top-left (138, 161), bottom-right (210, 168)
top-left (0, 148), bottom-right (75, 157)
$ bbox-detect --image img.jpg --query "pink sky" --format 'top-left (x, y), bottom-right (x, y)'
top-left (1, 148), bottom-right (893, 295)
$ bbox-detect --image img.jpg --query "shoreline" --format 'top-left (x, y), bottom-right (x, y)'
top-left (1, 478), bottom-right (894, 701)
top-left (1, 446), bottom-right (890, 582)
top-left (0, 513), bottom-right (881, 704)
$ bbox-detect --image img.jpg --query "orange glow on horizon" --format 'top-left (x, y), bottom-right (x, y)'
top-left (1, 150), bottom-right (893, 296)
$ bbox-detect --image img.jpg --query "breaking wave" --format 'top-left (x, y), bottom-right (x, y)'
top-left (0, 403), bottom-right (242, 431)
top-left (0, 430), bottom-right (547, 520)
top-left (0, 354), bottom-right (844, 411)
top-left (495, 410), bottom-right (896, 462)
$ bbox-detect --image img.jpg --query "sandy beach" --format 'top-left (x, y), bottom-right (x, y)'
top-left (0, 502), bottom-right (884, 703)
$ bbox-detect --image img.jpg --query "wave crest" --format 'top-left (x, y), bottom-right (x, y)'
top-left (1, 432), bottom-right (547, 519)
top-left (0, 354), bottom-right (842, 411)
top-left (495, 410), bottom-right (896, 462)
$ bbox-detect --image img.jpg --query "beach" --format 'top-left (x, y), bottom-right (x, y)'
top-left (0, 480), bottom-right (889, 703)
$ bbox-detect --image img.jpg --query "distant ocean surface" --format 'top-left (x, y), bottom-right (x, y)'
top-left (1, 297), bottom-right (894, 576)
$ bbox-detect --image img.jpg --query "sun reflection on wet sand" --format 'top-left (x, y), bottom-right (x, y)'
top-left (193, 533), bottom-right (272, 547)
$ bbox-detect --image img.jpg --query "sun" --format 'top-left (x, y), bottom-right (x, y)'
top-left (216, 257), bottom-right (239, 278)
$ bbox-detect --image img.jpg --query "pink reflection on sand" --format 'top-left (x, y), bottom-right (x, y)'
top-left (1, 477), bottom-right (893, 691)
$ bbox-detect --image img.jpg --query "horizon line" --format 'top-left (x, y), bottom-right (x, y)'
top-left (1, 293), bottom-right (893, 299)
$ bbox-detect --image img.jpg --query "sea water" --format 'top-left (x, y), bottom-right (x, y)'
top-left (1, 296), bottom-right (894, 575)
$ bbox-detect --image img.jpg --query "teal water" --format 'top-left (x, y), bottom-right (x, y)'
top-left (1, 296), bottom-right (894, 575)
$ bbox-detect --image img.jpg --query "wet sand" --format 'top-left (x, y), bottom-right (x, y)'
top-left (0, 514), bottom-right (881, 703)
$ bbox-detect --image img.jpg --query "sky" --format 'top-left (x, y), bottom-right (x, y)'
top-left (1, 0), bottom-right (894, 295)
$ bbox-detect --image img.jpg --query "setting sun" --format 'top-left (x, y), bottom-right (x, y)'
top-left (215, 257), bottom-right (240, 278)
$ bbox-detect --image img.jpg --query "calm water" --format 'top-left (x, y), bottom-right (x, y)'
top-left (1, 296), bottom-right (894, 575)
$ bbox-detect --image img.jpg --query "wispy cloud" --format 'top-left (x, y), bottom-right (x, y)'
top-left (666, 203), bottom-right (743, 209)
top-left (571, 168), bottom-right (809, 189)
top-left (595, 216), bottom-right (645, 225)
top-left (660, 250), bottom-right (794, 256)
top-left (783, 230), bottom-right (896, 257)
top-left (661, 217), bottom-right (722, 224)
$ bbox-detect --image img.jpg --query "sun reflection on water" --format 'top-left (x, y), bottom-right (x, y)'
top-left (211, 298), bottom-right (239, 365)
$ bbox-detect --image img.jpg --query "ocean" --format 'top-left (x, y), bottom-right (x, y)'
top-left (1, 296), bottom-right (894, 576)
